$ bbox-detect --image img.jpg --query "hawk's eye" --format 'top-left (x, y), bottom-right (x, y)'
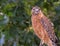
top-left (38, 8), bottom-right (40, 11)
top-left (33, 9), bottom-right (35, 10)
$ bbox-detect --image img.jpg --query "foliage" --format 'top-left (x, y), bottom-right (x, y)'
top-left (0, 0), bottom-right (60, 46)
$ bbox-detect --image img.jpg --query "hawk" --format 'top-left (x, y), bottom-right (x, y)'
top-left (31, 6), bottom-right (57, 46)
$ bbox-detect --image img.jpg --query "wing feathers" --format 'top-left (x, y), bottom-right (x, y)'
top-left (40, 16), bottom-right (56, 42)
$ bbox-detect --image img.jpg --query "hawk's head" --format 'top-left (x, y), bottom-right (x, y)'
top-left (31, 6), bottom-right (41, 15)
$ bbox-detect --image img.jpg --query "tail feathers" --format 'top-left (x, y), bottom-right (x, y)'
top-left (52, 42), bottom-right (57, 46)
top-left (48, 40), bottom-right (57, 46)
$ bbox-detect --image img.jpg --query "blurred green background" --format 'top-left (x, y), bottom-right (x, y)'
top-left (0, 0), bottom-right (60, 46)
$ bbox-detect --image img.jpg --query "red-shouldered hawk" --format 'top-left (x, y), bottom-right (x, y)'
top-left (31, 6), bottom-right (57, 46)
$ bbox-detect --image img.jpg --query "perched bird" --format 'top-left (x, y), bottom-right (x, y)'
top-left (31, 6), bottom-right (57, 46)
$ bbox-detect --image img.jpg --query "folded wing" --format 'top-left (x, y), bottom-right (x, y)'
top-left (40, 16), bottom-right (57, 42)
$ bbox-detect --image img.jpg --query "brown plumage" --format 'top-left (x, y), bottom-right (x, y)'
top-left (31, 6), bottom-right (57, 46)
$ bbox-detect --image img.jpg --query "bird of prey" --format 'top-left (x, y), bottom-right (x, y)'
top-left (31, 6), bottom-right (57, 46)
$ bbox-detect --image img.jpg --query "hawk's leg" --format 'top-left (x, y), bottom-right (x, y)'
top-left (39, 40), bottom-right (44, 46)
